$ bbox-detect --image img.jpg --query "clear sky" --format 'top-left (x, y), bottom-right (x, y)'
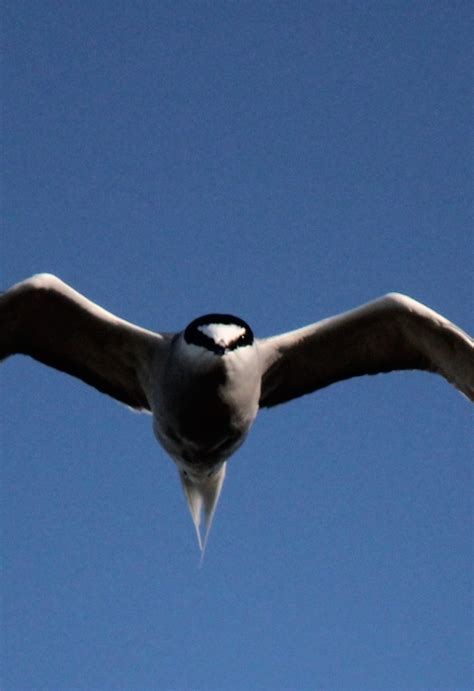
top-left (1, 2), bottom-right (472, 690)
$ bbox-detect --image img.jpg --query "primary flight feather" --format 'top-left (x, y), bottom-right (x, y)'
top-left (1, 274), bottom-right (473, 551)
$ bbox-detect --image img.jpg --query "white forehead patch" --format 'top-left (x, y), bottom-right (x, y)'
top-left (198, 323), bottom-right (246, 346)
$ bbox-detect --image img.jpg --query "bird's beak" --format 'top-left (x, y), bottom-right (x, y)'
top-left (179, 464), bottom-right (226, 558)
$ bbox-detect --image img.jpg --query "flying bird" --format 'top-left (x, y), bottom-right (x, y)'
top-left (1, 274), bottom-right (473, 553)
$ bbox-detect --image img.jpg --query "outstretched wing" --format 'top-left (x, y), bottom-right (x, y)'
top-left (0, 273), bottom-right (169, 411)
top-left (258, 293), bottom-right (474, 408)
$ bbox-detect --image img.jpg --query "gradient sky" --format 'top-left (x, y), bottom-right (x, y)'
top-left (1, 2), bottom-right (473, 690)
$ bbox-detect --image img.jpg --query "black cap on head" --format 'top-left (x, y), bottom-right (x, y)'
top-left (184, 314), bottom-right (254, 354)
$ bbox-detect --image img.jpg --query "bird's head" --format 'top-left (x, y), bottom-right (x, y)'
top-left (183, 314), bottom-right (254, 356)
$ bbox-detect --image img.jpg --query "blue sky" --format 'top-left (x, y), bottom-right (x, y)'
top-left (1, 2), bottom-right (472, 690)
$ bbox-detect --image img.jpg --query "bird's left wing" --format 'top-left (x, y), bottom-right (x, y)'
top-left (0, 274), bottom-right (170, 411)
top-left (258, 293), bottom-right (474, 408)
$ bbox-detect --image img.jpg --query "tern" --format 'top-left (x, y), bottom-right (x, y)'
top-left (1, 274), bottom-right (473, 553)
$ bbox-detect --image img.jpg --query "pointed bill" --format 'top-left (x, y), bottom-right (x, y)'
top-left (179, 464), bottom-right (227, 558)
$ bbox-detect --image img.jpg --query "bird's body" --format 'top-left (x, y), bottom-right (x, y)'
top-left (1, 273), bottom-right (473, 552)
top-left (151, 322), bottom-right (260, 473)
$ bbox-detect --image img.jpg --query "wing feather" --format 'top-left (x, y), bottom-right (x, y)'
top-left (0, 274), bottom-right (168, 410)
top-left (258, 293), bottom-right (474, 407)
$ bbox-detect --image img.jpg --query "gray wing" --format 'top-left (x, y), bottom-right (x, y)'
top-left (0, 273), bottom-right (170, 411)
top-left (258, 293), bottom-right (474, 408)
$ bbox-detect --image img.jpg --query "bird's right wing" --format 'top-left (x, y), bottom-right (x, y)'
top-left (0, 274), bottom-right (170, 411)
top-left (258, 293), bottom-right (474, 408)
